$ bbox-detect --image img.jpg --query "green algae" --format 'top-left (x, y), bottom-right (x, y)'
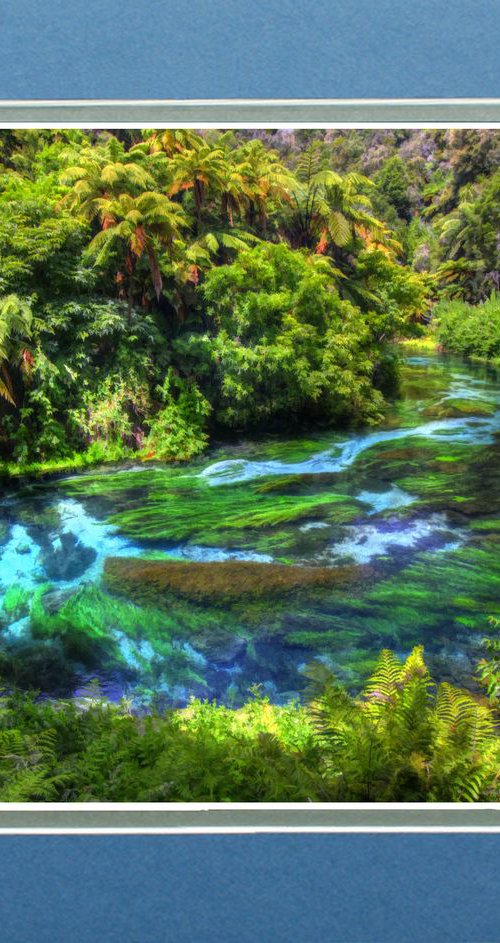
top-left (2, 349), bottom-right (500, 704)
top-left (337, 545), bottom-right (500, 649)
top-left (31, 585), bottom-right (168, 644)
top-left (2, 585), bottom-right (31, 620)
top-left (286, 628), bottom-right (362, 650)
top-left (29, 584), bottom-right (206, 686)
top-left (103, 481), bottom-right (361, 548)
top-left (338, 650), bottom-right (379, 682)
top-left (16, 504), bottom-right (63, 532)
top-left (422, 398), bottom-right (497, 419)
top-left (104, 557), bottom-right (373, 606)
top-left (470, 519), bottom-right (500, 531)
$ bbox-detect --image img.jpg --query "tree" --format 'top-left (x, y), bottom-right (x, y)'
top-left (0, 294), bottom-right (33, 405)
top-left (282, 142), bottom-right (394, 256)
top-left (141, 128), bottom-right (201, 157)
top-left (235, 139), bottom-right (293, 232)
top-left (167, 139), bottom-right (227, 223)
top-left (87, 192), bottom-right (189, 317)
top-left (437, 173), bottom-right (500, 299)
top-left (199, 242), bottom-right (391, 428)
top-left (374, 155), bottom-right (412, 222)
top-left (63, 138), bottom-right (155, 222)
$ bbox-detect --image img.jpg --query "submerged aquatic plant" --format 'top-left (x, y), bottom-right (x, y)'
top-left (2, 585), bottom-right (31, 619)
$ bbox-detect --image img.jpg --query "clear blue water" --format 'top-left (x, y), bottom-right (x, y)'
top-left (1, 352), bottom-right (500, 707)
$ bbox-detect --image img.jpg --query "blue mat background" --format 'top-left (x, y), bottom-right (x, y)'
top-left (1, 3), bottom-right (500, 941)
top-left (0, 0), bottom-right (498, 100)
top-left (0, 834), bottom-right (499, 942)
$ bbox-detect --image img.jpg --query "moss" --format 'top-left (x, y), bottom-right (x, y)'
top-left (422, 398), bottom-right (496, 419)
top-left (104, 557), bottom-right (373, 606)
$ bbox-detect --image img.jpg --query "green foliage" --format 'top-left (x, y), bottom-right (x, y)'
top-left (1, 127), bottom-right (499, 468)
top-left (73, 372), bottom-right (152, 453)
top-left (477, 620), bottom-right (500, 704)
top-left (0, 293), bottom-right (33, 407)
top-left (142, 369), bottom-right (211, 461)
top-left (3, 299), bottom-right (163, 463)
top-left (373, 155), bottom-right (412, 222)
top-left (306, 646), bottom-right (500, 801)
top-left (0, 646), bottom-right (498, 801)
top-left (436, 171), bottom-right (500, 299)
top-left (2, 129), bottom-right (500, 802)
top-left (436, 293), bottom-right (500, 359)
top-left (200, 242), bottom-right (396, 428)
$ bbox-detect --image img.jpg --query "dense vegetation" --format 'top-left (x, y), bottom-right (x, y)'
top-left (4, 128), bottom-right (499, 473)
top-left (0, 644), bottom-right (499, 801)
top-left (2, 130), bottom-right (500, 802)
top-left (435, 294), bottom-right (500, 360)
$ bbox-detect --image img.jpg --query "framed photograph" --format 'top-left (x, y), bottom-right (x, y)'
top-left (0, 101), bottom-right (500, 839)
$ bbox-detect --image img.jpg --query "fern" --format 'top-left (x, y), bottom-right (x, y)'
top-left (0, 645), bottom-right (498, 801)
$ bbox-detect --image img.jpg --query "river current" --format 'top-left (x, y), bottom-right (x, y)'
top-left (1, 352), bottom-right (500, 706)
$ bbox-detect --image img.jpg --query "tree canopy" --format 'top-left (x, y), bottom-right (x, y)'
top-left (1, 127), bottom-right (499, 471)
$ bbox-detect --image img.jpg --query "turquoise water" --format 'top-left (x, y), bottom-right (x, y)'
top-left (1, 352), bottom-right (500, 706)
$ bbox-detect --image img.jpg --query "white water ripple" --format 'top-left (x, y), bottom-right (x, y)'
top-left (199, 413), bottom-right (500, 486)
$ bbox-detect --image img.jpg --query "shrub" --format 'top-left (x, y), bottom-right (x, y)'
top-left (0, 645), bottom-right (498, 801)
top-left (200, 243), bottom-right (390, 429)
top-left (436, 292), bottom-right (500, 359)
top-left (142, 369), bottom-right (211, 462)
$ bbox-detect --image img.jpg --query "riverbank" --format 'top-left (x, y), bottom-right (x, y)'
top-left (0, 341), bottom-right (436, 484)
top-left (400, 332), bottom-right (500, 368)
top-left (0, 450), bottom-right (137, 485)
top-left (2, 351), bottom-right (500, 707)
top-left (0, 643), bottom-right (497, 802)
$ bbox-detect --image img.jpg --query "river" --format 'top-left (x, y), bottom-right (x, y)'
top-left (1, 351), bottom-right (500, 707)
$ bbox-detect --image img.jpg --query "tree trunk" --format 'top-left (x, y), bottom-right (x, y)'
top-left (148, 249), bottom-right (163, 300)
top-left (125, 249), bottom-right (135, 326)
top-left (127, 279), bottom-right (133, 325)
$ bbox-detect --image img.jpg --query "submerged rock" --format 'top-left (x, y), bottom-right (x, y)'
top-left (104, 557), bottom-right (373, 606)
top-left (40, 532), bottom-right (97, 581)
top-left (205, 636), bottom-right (248, 666)
top-left (41, 585), bottom-right (82, 614)
top-left (0, 521), bottom-right (10, 547)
